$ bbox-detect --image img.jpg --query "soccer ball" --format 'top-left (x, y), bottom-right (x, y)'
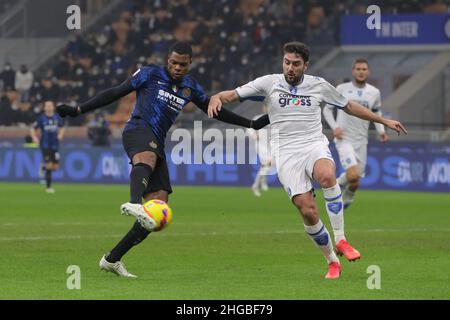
top-left (142, 199), bottom-right (173, 232)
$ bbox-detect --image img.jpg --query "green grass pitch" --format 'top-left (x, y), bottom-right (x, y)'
top-left (0, 182), bottom-right (449, 299)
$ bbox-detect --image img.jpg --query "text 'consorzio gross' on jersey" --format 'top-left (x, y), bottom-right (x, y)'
top-left (124, 65), bottom-right (208, 145)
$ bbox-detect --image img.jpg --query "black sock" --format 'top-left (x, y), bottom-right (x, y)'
top-left (45, 169), bottom-right (52, 188)
top-left (130, 163), bottom-right (153, 204)
top-left (106, 221), bottom-right (151, 262)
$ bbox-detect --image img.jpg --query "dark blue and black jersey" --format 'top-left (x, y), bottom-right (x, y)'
top-left (124, 65), bottom-right (208, 145)
top-left (34, 114), bottom-right (65, 150)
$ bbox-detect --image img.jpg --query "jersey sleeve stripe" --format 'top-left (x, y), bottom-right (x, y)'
top-left (240, 95), bottom-right (265, 102)
top-left (323, 101), bottom-right (348, 109)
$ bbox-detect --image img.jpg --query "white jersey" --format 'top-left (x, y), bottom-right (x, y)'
top-left (236, 74), bottom-right (349, 156)
top-left (325, 82), bottom-right (384, 145)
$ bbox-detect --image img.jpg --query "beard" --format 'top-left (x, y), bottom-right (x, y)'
top-left (284, 73), bottom-right (302, 86)
top-left (354, 78), bottom-right (366, 86)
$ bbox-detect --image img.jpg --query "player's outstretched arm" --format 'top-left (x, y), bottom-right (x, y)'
top-left (207, 90), bottom-right (240, 118)
top-left (56, 79), bottom-right (135, 118)
top-left (196, 96), bottom-right (269, 130)
top-left (344, 100), bottom-right (407, 135)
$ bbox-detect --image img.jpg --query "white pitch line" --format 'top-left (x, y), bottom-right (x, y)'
top-left (3, 221), bottom-right (448, 233)
top-left (1, 222), bottom-right (190, 227)
top-left (0, 234), bottom-right (129, 241)
top-left (1, 222), bottom-right (117, 227)
top-left (0, 228), bottom-right (449, 242)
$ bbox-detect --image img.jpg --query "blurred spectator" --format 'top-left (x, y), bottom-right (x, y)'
top-left (0, 93), bottom-right (16, 125)
top-left (87, 112), bottom-right (111, 146)
top-left (423, 0), bottom-right (448, 12)
top-left (15, 65), bottom-right (33, 103)
top-left (0, 0), bottom-right (16, 16)
top-left (16, 102), bottom-right (35, 126)
top-left (40, 78), bottom-right (60, 102)
top-left (0, 63), bottom-right (15, 91)
top-left (304, 5), bottom-right (336, 46)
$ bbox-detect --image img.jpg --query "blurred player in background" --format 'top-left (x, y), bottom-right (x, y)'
top-left (30, 100), bottom-right (65, 193)
top-left (56, 42), bottom-right (269, 278)
top-left (323, 58), bottom-right (388, 209)
top-left (208, 42), bottom-right (407, 279)
top-left (247, 105), bottom-right (275, 197)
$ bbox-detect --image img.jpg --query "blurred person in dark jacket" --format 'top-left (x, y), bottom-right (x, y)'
top-left (87, 111), bottom-right (111, 146)
top-left (0, 63), bottom-right (15, 90)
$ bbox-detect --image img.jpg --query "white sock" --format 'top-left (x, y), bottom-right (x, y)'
top-left (323, 184), bottom-right (346, 243)
top-left (304, 220), bottom-right (339, 264)
top-left (337, 172), bottom-right (348, 187)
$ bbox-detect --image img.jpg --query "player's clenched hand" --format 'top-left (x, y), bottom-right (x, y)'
top-left (334, 127), bottom-right (343, 139)
top-left (208, 95), bottom-right (222, 118)
top-left (56, 104), bottom-right (80, 118)
top-left (379, 132), bottom-right (389, 143)
top-left (384, 119), bottom-right (407, 135)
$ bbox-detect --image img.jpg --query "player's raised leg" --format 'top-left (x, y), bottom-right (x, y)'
top-left (292, 192), bottom-right (341, 279)
top-left (313, 158), bottom-right (360, 261)
top-left (120, 150), bottom-right (157, 224)
top-left (102, 190), bottom-right (168, 277)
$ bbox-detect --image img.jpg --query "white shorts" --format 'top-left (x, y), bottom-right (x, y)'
top-left (276, 140), bottom-right (335, 199)
top-left (334, 139), bottom-right (367, 177)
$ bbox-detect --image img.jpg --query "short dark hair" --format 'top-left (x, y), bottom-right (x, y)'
top-left (283, 42), bottom-right (310, 63)
top-left (353, 58), bottom-right (369, 68)
top-left (168, 42), bottom-right (193, 58)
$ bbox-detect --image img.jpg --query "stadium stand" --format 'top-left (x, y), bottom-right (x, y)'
top-left (0, 0), bottom-right (16, 16)
top-left (1, 0), bottom-right (449, 131)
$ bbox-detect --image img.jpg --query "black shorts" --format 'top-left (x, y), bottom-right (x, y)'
top-left (41, 148), bottom-right (60, 164)
top-left (122, 126), bottom-right (172, 195)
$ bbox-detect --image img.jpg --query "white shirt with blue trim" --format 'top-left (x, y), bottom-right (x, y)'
top-left (236, 74), bottom-right (348, 154)
top-left (324, 81), bottom-right (384, 145)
